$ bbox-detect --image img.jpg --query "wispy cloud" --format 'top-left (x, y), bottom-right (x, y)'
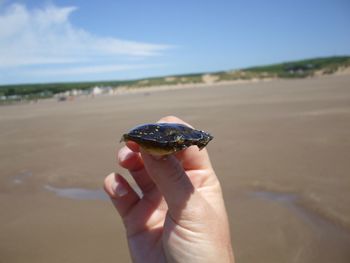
top-left (0, 3), bottom-right (171, 68)
top-left (25, 64), bottom-right (163, 76)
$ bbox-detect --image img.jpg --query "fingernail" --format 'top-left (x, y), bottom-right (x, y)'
top-left (119, 147), bottom-right (131, 163)
top-left (112, 180), bottom-right (128, 197)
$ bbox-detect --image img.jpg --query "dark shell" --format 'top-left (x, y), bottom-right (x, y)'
top-left (121, 123), bottom-right (213, 155)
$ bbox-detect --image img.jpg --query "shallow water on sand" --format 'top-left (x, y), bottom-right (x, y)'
top-left (251, 191), bottom-right (350, 260)
top-left (44, 182), bottom-right (350, 247)
top-left (251, 191), bottom-right (349, 234)
top-left (44, 185), bottom-right (109, 201)
top-left (12, 171), bottom-right (32, 184)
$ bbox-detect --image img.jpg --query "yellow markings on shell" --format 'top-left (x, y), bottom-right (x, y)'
top-left (139, 143), bottom-right (175, 156)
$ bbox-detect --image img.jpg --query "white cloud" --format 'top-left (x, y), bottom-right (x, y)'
top-left (0, 3), bottom-right (171, 68)
top-left (26, 64), bottom-right (161, 76)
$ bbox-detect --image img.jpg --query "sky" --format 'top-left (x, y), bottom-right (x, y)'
top-left (0, 0), bottom-right (349, 85)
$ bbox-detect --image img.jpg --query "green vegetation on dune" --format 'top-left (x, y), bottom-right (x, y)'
top-left (215, 56), bottom-right (350, 81)
top-left (0, 80), bottom-right (135, 98)
top-left (133, 73), bottom-right (204, 87)
top-left (246, 56), bottom-right (350, 77)
top-left (1, 56), bottom-right (349, 101)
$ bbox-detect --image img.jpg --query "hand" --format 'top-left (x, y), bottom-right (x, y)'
top-left (104, 116), bottom-right (234, 263)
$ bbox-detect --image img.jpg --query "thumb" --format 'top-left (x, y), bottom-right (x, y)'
top-left (141, 151), bottom-right (195, 217)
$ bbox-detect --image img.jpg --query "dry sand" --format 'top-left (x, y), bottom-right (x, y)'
top-left (1, 74), bottom-right (350, 262)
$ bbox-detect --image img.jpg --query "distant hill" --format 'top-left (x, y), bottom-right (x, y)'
top-left (1, 56), bottom-right (349, 101)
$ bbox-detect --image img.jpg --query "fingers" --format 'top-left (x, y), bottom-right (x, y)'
top-left (104, 173), bottom-right (140, 218)
top-left (118, 146), bottom-right (156, 193)
top-left (140, 151), bottom-right (195, 217)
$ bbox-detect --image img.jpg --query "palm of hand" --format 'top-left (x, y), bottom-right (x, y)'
top-left (120, 149), bottom-right (219, 263)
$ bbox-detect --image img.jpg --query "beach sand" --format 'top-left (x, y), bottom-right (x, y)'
top-left (1, 75), bottom-right (350, 262)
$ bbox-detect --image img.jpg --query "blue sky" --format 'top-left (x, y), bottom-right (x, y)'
top-left (0, 0), bottom-right (349, 84)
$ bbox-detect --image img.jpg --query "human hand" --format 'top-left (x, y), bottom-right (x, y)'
top-left (104, 116), bottom-right (234, 263)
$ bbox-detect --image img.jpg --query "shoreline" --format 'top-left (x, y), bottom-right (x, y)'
top-left (3, 70), bottom-right (350, 107)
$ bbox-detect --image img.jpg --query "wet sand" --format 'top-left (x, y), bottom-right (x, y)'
top-left (1, 75), bottom-right (350, 262)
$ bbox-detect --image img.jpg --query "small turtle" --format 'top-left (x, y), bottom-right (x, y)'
top-left (121, 123), bottom-right (213, 155)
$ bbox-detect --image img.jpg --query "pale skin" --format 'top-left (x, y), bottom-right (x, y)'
top-left (104, 116), bottom-right (234, 263)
